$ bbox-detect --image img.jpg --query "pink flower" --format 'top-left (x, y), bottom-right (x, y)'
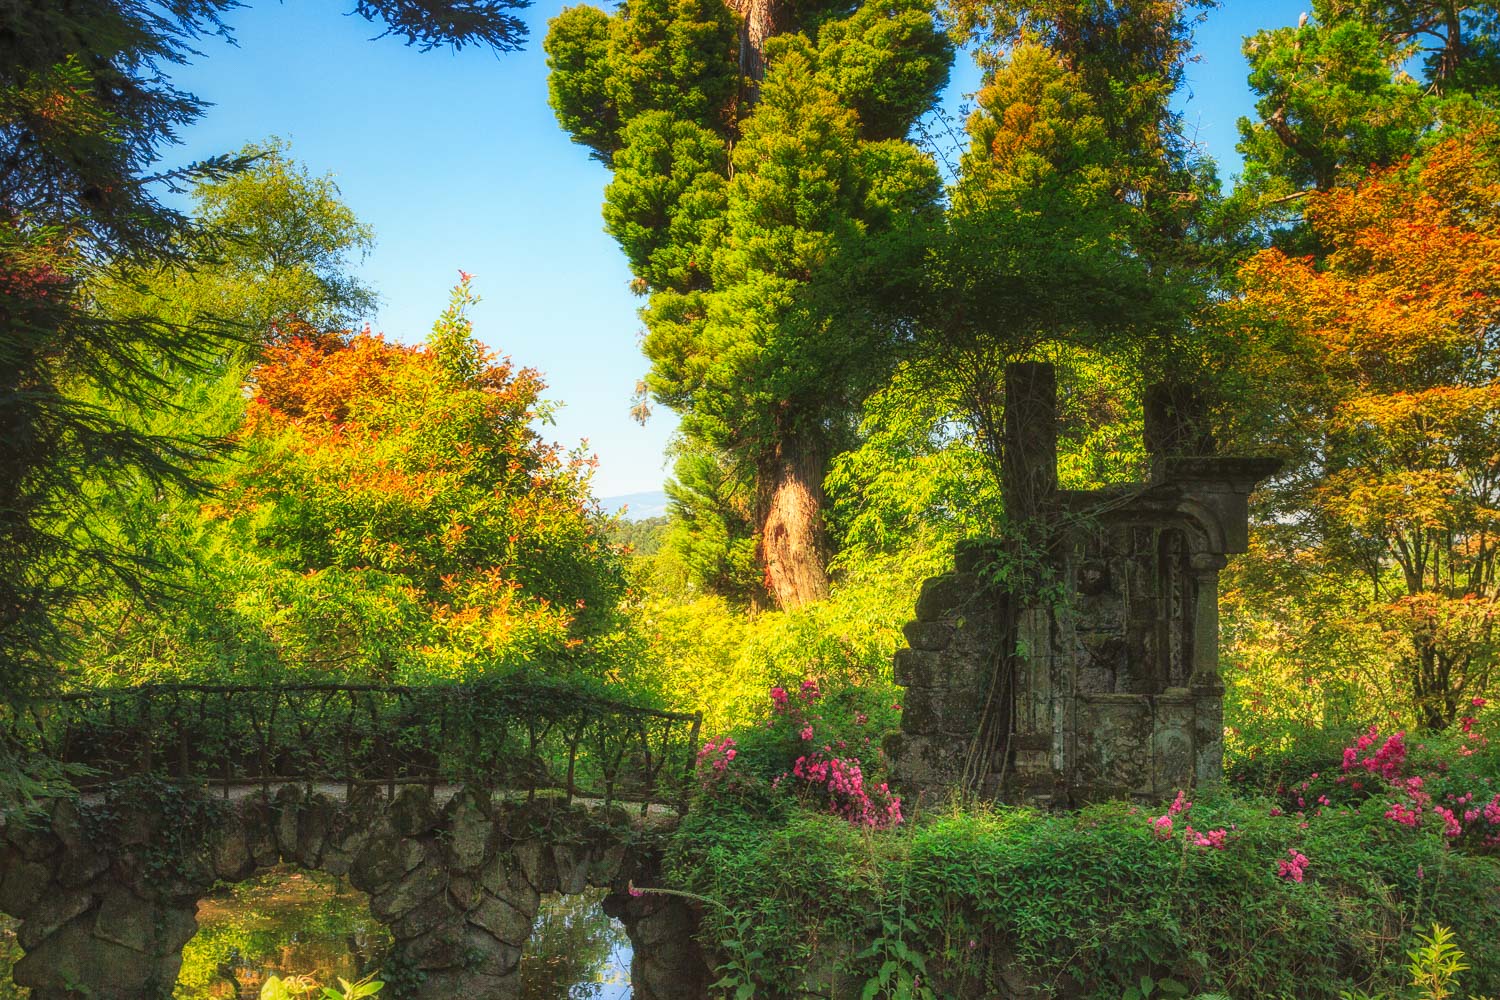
top-left (1151, 815), bottom-right (1174, 839)
top-left (800, 726), bottom-right (814, 741)
top-left (1434, 805), bottom-right (1463, 838)
top-left (1474, 697), bottom-right (1488, 708)
top-left (1277, 850), bottom-right (1309, 883)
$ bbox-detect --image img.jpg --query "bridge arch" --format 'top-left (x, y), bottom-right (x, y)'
top-left (0, 681), bottom-right (708, 999)
top-left (0, 783), bottom-right (707, 999)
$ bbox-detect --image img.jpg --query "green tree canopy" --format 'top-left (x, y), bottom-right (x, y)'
top-left (547, 0), bottom-right (950, 608)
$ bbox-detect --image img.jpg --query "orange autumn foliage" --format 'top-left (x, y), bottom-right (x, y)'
top-left (213, 277), bottom-right (624, 682)
top-left (1230, 130), bottom-right (1500, 729)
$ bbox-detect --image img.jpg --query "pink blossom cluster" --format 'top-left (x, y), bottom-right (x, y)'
top-left (1277, 849), bottom-right (1309, 883)
top-left (790, 752), bottom-right (903, 829)
top-left (1147, 790), bottom-right (1228, 850)
top-left (771, 680), bottom-right (822, 716)
top-left (696, 736), bottom-right (739, 787)
top-left (1342, 726), bottom-right (1408, 779)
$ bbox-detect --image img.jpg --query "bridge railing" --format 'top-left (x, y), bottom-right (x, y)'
top-left (1, 681), bottom-right (702, 812)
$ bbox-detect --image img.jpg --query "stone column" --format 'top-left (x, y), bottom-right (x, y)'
top-left (1188, 551), bottom-right (1228, 788)
top-left (606, 891), bottom-right (710, 1000)
top-left (2, 798), bottom-right (210, 1000)
top-left (1002, 362), bottom-right (1058, 523)
top-left (1187, 552), bottom-right (1227, 693)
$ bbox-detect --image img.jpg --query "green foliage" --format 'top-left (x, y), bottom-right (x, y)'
top-left (549, 0), bottom-right (950, 605)
top-left (260, 973), bottom-right (383, 1000)
top-left (70, 270), bottom-right (627, 686)
top-left (672, 792), bottom-right (1500, 999)
top-left (628, 547), bottom-right (926, 735)
top-left (653, 443), bottom-right (760, 602)
top-left (1237, 1), bottom-right (1500, 203)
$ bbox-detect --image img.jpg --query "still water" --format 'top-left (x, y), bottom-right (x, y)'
top-left (174, 868), bottom-right (633, 999)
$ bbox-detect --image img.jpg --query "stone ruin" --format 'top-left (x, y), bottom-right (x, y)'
top-left (887, 362), bottom-right (1279, 806)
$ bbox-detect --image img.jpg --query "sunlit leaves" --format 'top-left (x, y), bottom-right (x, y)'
top-left (1230, 131), bottom-right (1500, 727)
top-left (215, 276), bottom-right (626, 681)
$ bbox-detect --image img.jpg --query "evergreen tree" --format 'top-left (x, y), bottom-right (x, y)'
top-left (1238, 0), bottom-right (1500, 203)
top-left (914, 0), bottom-right (1215, 478)
top-left (546, 0), bottom-right (950, 608)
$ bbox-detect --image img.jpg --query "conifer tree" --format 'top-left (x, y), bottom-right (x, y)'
top-left (546, 0), bottom-right (950, 608)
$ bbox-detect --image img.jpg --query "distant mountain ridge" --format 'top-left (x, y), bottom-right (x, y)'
top-left (600, 490), bottom-right (669, 521)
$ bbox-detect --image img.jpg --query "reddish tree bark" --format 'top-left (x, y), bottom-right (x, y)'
top-left (757, 430), bottom-right (831, 610)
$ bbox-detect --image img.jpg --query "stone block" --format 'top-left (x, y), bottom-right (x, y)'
top-left (390, 889), bottom-right (459, 941)
top-left (93, 890), bottom-right (196, 955)
top-left (553, 843), bottom-right (589, 894)
top-left (513, 838), bottom-right (557, 894)
top-left (209, 824), bottom-right (254, 883)
top-left (892, 648), bottom-right (944, 689)
top-left (900, 684), bottom-right (982, 738)
top-left (394, 924), bottom-right (470, 971)
top-left (273, 784), bottom-right (304, 859)
top-left (445, 792), bottom-right (494, 871)
top-left (0, 858), bottom-right (52, 916)
top-left (294, 793), bottom-right (334, 868)
top-left (390, 785), bottom-right (439, 837)
top-left (17, 888), bottom-right (91, 949)
top-left (901, 620), bottom-right (954, 652)
top-left (915, 573), bottom-right (975, 622)
top-left (352, 835), bottom-right (425, 894)
top-left (587, 842), bottom-right (626, 886)
top-left (12, 920), bottom-right (161, 999)
top-left (416, 967), bottom-right (518, 1000)
top-left (446, 873), bottom-right (480, 909)
top-left (469, 891), bottom-right (535, 947)
top-left (6, 820), bottom-right (58, 863)
top-left (370, 857), bottom-right (446, 923)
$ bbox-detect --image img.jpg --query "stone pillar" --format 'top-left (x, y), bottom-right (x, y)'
top-left (1143, 381), bottom-right (1215, 464)
top-left (2, 798), bottom-right (211, 1000)
top-left (1188, 551), bottom-right (1228, 788)
top-left (606, 891), bottom-right (711, 1000)
top-left (1002, 362), bottom-right (1058, 523)
top-left (1187, 552), bottom-right (1227, 693)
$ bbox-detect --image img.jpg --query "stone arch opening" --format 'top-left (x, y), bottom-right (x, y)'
top-left (176, 865), bottom-right (388, 998)
top-left (517, 888), bottom-right (631, 998)
top-left (1, 785), bottom-right (711, 999)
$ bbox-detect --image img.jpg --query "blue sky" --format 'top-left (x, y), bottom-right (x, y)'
top-left (166, 0), bottom-right (1307, 497)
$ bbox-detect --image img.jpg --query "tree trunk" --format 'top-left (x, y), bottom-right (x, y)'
top-left (726, 0), bottom-right (777, 95)
top-left (757, 431), bottom-right (831, 610)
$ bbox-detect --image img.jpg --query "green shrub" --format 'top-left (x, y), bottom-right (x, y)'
top-left (670, 790), bottom-right (1500, 999)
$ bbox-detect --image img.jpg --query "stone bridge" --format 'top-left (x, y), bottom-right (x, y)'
top-left (0, 682), bottom-right (707, 999)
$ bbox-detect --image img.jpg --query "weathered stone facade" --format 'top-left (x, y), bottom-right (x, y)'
top-left (887, 363), bottom-right (1278, 806)
top-left (0, 786), bottom-right (708, 999)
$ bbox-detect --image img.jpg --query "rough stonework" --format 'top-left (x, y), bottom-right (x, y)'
top-left (0, 786), bottom-right (708, 999)
top-left (887, 362), bottom-right (1278, 806)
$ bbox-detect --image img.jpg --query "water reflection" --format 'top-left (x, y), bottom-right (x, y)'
top-left (176, 869), bottom-right (389, 998)
top-left (174, 868), bottom-right (633, 999)
top-left (520, 893), bottom-right (631, 1000)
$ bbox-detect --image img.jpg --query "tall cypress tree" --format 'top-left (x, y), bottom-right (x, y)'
top-left (546, 0), bottom-right (950, 608)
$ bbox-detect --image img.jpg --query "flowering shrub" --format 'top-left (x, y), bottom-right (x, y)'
top-left (692, 680), bottom-right (902, 828)
top-left (1231, 699), bottom-right (1500, 853)
top-left (766, 680), bottom-right (902, 829)
top-left (1147, 790), bottom-right (1229, 851)
top-left (668, 791), bottom-right (1500, 1000)
top-left (1277, 849), bottom-right (1310, 882)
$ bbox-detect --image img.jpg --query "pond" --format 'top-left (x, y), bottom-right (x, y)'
top-left (172, 868), bottom-right (633, 999)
